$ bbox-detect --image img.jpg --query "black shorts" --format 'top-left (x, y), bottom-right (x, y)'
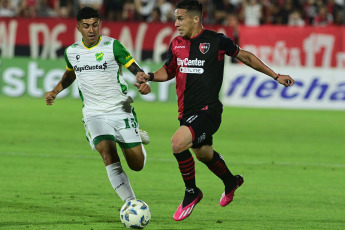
top-left (180, 109), bottom-right (221, 149)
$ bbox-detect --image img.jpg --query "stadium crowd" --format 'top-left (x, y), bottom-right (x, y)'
top-left (0, 0), bottom-right (344, 26)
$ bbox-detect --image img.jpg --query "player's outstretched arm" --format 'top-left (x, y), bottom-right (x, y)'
top-left (45, 70), bottom-right (76, 105)
top-left (136, 67), bottom-right (175, 83)
top-left (236, 49), bottom-right (294, 87)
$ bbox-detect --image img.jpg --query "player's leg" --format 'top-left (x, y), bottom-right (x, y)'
top-left (192, 145), bottom-right (235, 188)
top-left (187, 109), bottom-right (243, 207)
top-left (121, 144), bottom-right (147, 171)
top-left (95, 139), bottom-right (136, 202)
top-left (171, 125), bottom-right (203, 221)
top-left (192, 146), bottom-right (243, 207)
top-left (84, 116), bottom-right (136, 202)
top-left (116, 105), bottom-right (148, 169)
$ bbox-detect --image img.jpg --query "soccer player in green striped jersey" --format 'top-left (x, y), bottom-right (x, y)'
top-left (45, 7), bottom-right (151, 204)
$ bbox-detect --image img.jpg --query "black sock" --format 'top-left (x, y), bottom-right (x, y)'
top-left (174, 149), bottom-right (196, 189)
top-left (205, 151), bottom-right (236, 194)
top-left (182, 187), bottom-right (200, 207)
top-left (174, 150), bottom-right (199, 207)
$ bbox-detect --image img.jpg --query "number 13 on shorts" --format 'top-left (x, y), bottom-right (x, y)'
top-left (124, 118), bottom-right (137, 129)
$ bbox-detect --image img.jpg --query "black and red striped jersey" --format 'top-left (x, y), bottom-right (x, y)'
top-left (164, 29), bottom-right (239, 120)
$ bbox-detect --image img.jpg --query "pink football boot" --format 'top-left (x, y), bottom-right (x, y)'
top-left (220, 175), bottom-right (244, 207)
top-left (173, 190), bottom-right (203, 221)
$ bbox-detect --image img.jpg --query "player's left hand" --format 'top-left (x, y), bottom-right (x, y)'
top-left (277, 74), bottom-right (295, 87)
top-left (134, 83), bottom-right (151, 95)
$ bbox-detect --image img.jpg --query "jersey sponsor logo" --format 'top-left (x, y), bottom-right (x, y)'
top-left (177, 58), bottom-right (205, 74)
top-left (177, 58), bottom-right (205, 66)
top-left (73, 61), bottom-right (108, 72)
top-left (175, 46), bottom-right (185, 49)
top-left (199, 43), bottom-right (210, 54)
top-left (95, 52), bottom-right (104, 62)
top-left (180, 67), bottom-right (204, 74)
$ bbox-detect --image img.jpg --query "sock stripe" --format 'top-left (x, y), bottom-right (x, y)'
top-left (178, 156), bottom-right (194, 165)
top-left (180, 159), bottom-right (194, 168)
top-left (209, 166), bottom-right (226, 175)
top-left (180, 166), bottom-right (195, 173)
top-left (183, 174), bottom-right (196, 180)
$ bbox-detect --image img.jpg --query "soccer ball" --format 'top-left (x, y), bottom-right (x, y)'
top-left (120, 199), bottom-right (151, 229)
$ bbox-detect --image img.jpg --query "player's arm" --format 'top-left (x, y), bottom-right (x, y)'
top-left (126, 61), bottom-right (151, 95)
top-left (136, 67), bottom-right (175, 83)
top-left (236, 49), bottom-right (294, 87)
top-left (45, 70), bottom-right (76, 105)
top-left (113, 40), bottom-right (151, 95)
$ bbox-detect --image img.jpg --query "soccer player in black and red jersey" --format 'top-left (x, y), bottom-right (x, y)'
top-left (137, 0), bottom-right (295, 221)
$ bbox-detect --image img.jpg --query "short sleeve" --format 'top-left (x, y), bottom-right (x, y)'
top-left (113, 39), bottom-right (135, 68)
top-left (64, 47), bottom-right (73, 71)
top-left (219, 33), bottom-right (239, 57)
top-left (163, 42), bottom-right (177, 75)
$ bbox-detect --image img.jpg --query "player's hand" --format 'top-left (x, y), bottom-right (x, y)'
top-left (45, 91), bottom-right (57, 105)
top-left (277, 75), bottom-right (295, 87)
top-left (136, 72), bottom-right (150, 83)
top-left (134, 83), bottom-right (151, 95)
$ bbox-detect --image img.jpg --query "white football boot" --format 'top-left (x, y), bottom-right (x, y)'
top-left (139, 129), bottom-right (150, 145)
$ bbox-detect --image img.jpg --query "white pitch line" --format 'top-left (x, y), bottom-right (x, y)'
top-left (1, 151), bottom-right (345, 168)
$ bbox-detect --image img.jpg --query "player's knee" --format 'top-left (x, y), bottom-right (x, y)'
top-left (194, 153), bottom-right (207, 162)
top-left (171, 136), bottom-right (186, 153)
top-left (193, 147), bottom-right (213, 163)
top-left (128, 161), bottom-right (144, 171)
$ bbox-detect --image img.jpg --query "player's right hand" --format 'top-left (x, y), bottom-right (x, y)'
top-left (277, 74), bottom-right (295, 87)
top-left (136, 72), bottom-right (149, 83)
top-left (45, 91), bottom-right (57, 105)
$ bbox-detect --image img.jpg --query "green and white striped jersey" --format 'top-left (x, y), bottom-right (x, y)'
top-left (64, 35), bottom-right (134, 118)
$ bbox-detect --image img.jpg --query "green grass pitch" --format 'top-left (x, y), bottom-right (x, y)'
top-left (0, 97), bottom-right (344, 230)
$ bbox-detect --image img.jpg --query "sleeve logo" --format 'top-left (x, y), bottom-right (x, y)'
top-left (199, 43), bottom-right (210, 54)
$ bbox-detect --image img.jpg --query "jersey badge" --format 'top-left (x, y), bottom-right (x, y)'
top-left (95, 52), bottom-right (104, 62)
top-left (199, 43), bottom-right (210, 54)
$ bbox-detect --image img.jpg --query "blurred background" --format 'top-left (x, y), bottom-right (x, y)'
top-left (1, 0), bottom-right (345, 108)
top-left (1, 0), bottom-right (344, 25)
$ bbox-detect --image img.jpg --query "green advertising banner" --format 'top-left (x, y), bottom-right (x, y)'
top-left (0, 57), bottom-right (177, 102)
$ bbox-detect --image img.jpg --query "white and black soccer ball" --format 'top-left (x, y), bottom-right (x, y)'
top-left (120, 199), bottom-right (151, 229)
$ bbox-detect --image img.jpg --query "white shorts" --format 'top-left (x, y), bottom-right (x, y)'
top-left (83, 108), bottom-right (141, 150)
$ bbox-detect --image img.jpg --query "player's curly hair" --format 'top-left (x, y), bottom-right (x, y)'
top-left (176, 0), bottom-right (203, 18)
top-left (77, 7), bottom-right (100, 22)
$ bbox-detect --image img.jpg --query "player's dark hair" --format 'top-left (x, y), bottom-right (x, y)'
top-left (176, 0), bottom-right (203, 18)
top-left (77, 7), bottom-right (100, 22)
